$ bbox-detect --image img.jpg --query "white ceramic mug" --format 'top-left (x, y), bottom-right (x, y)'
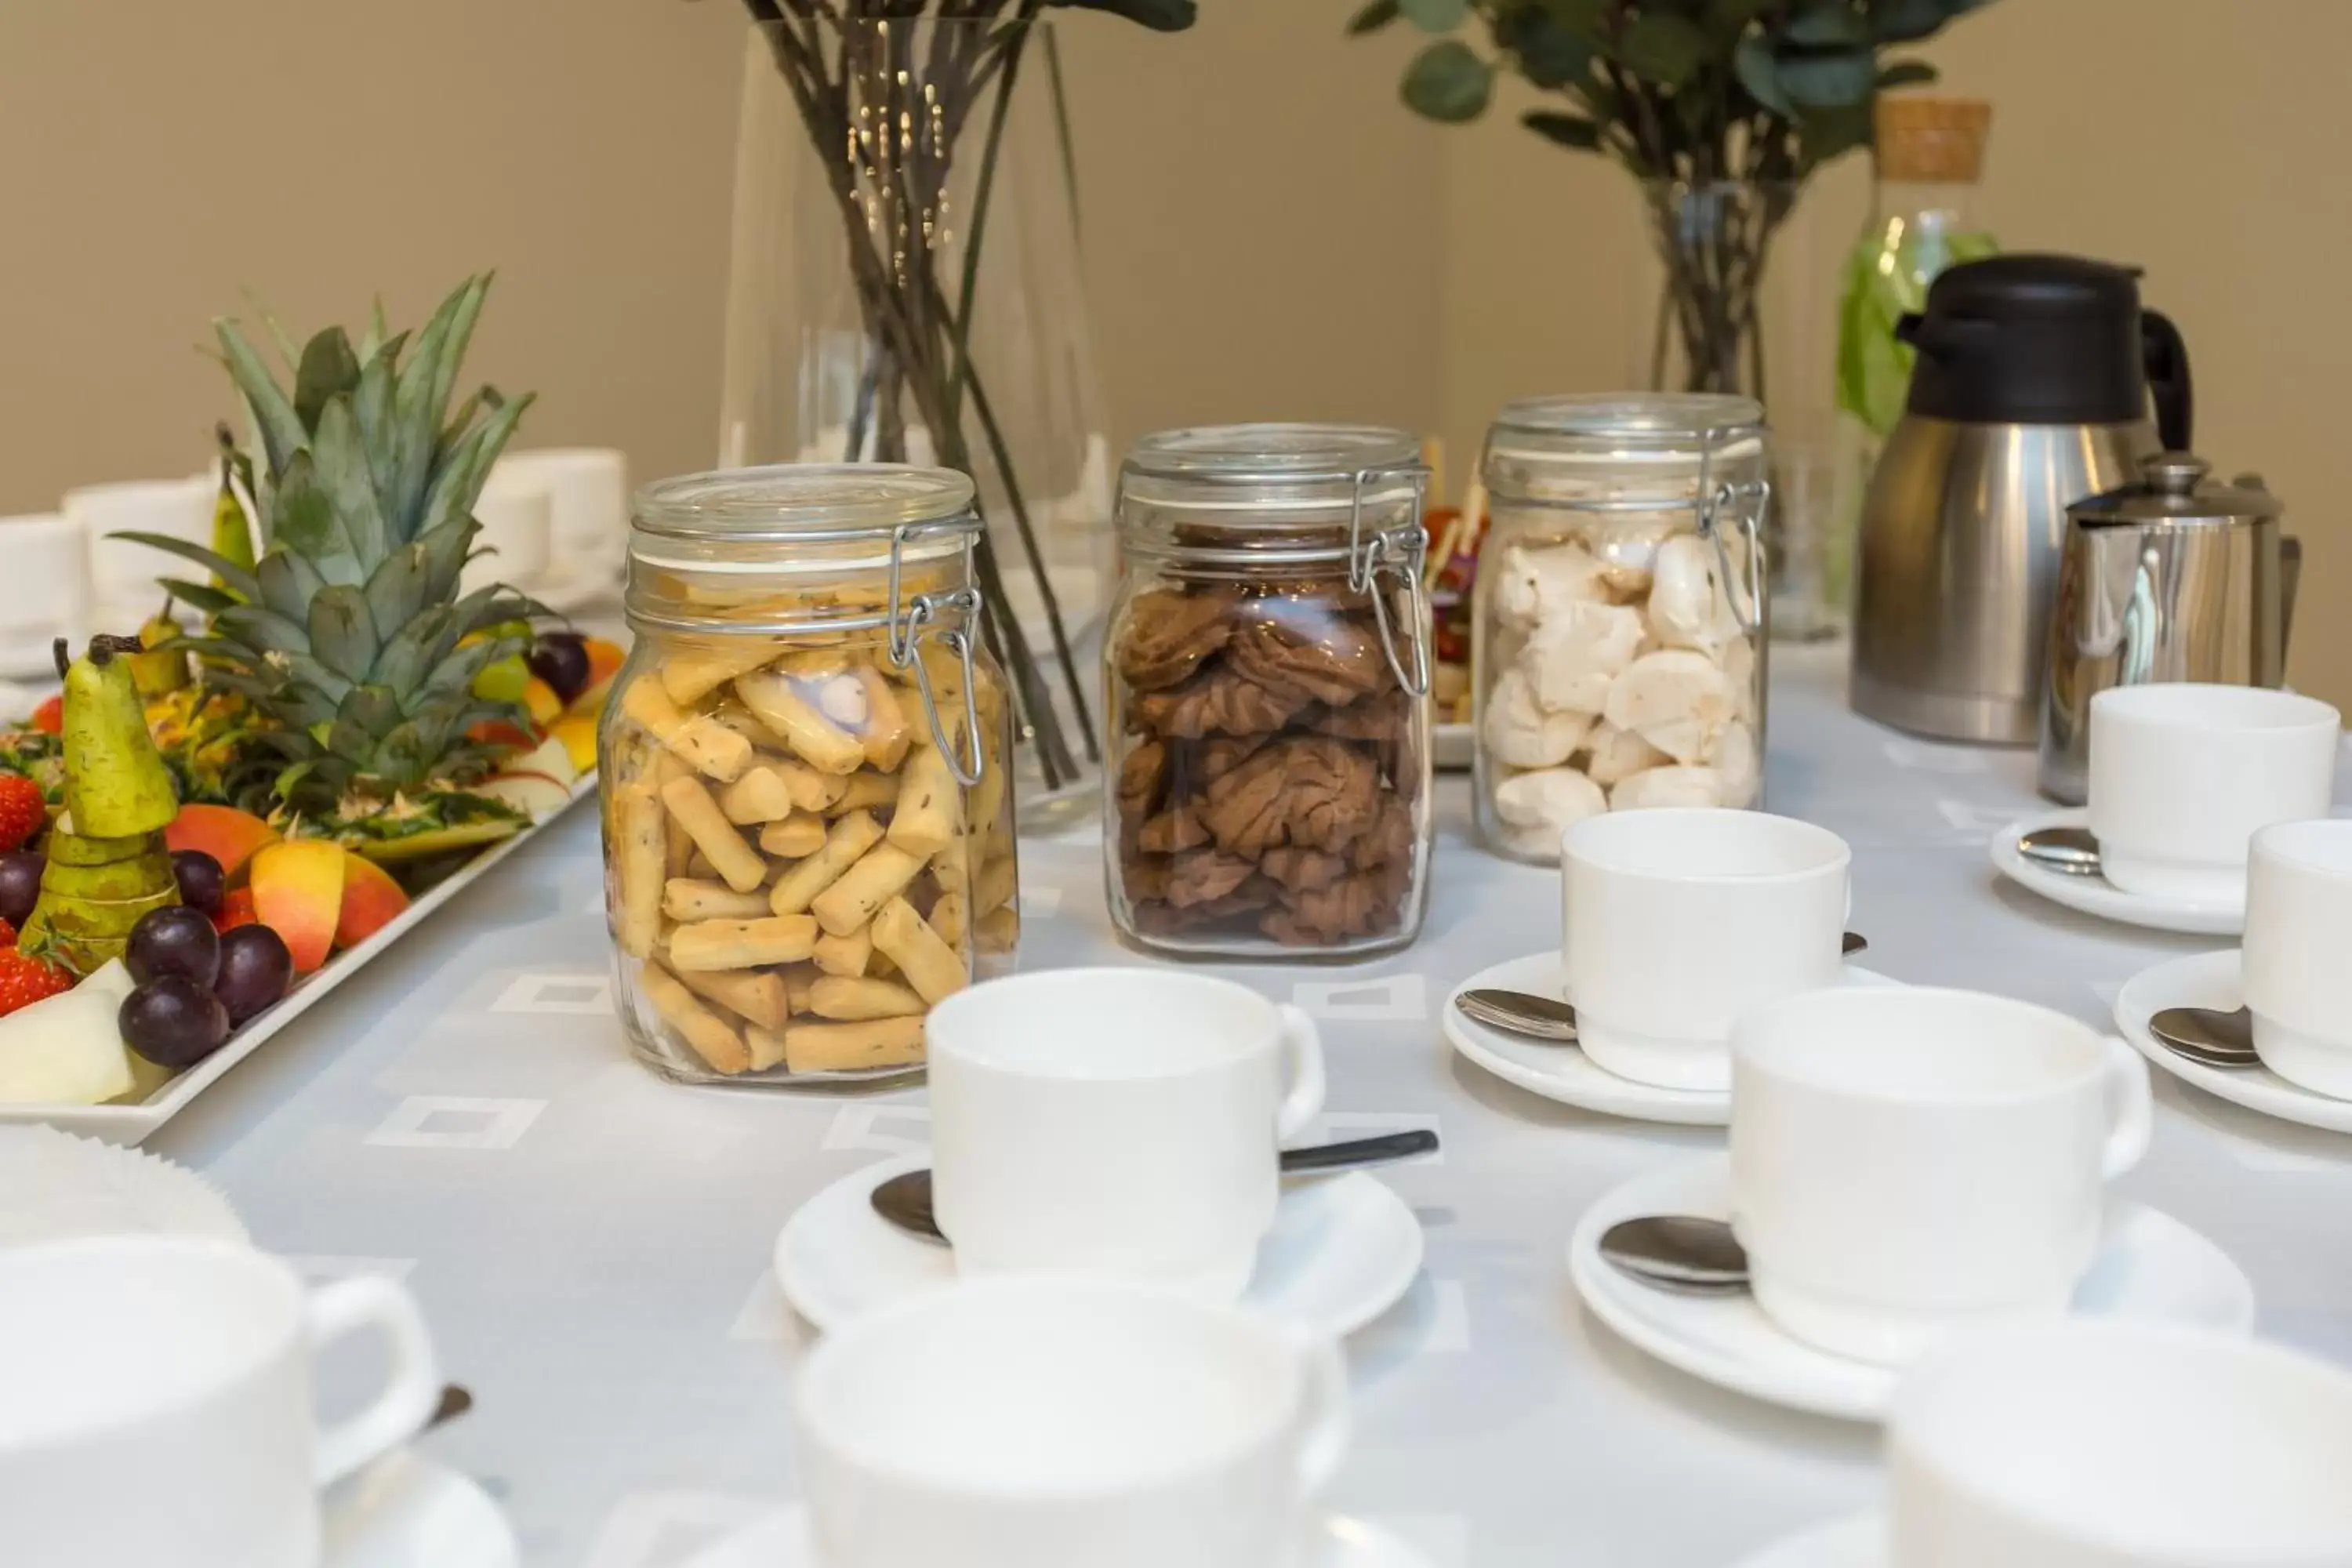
top-left (463, 467), bottom-right (554, 593)
top-left (2242, 818), bottom-right (2352, 1098)
top-left (498, 448), bottom-right (627, 590)
top-left (1730, 986), bottom-right (2153, 1366)
top-left (1889, 1322), bottom-right (2352, 1567)
top-left (928, 967), bottom-right (1325, 1301)
top-left (795, 1276), bottom-right (1348, 1568)
top-left (0, 1236), bottom-right (441, 1568)
top-left (67, 476), bottom-right (215, 632)
top-left (0, 512), bottom-right (91, 675)
top-left (1560, 807), bottom-right (1849, 1091)
top-left (2088, 683), bottom-right (2342, 902)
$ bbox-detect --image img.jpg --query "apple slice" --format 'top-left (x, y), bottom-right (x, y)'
top-left (165, 804), bottom-right (281, 881)
top-left (335, 853), bottom-right (411, 951)
top-left (470, 773), bottom-right (571, 819)
top-left (248, 840), bottom-right (346, 974)
top-left (503, 735), bottom-right (579, 789)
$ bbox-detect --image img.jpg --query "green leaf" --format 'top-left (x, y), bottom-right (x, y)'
top-left (352, 329), bottom-right (408, 523)
top-left (388, 278), bottom-right (485, 534)
top-left (256, 549), bottom-right (327, 625)
top-left (1777, 45), bottom-right (1877, 106)
top-left (1618, 11), bottom-right (1708, 87)
top-left (311, 397), bottom-right (390, 566)
top-left (1523, 109), bottom-right (1604, 149)
top-left (1541, 0), bottom-right (1612, 24)
top-left (1401, 40), bottom-right (1493, 122)
top-left (271, 452), bottom-right (365, 587)
top-left (292, 328), bottom-right (361, 436)
top-left (1043, 0), bottom-right (1197, 31)
top-left (1798, 101), bottom-right (1874, 161)
top-left (106, 532), bottom-right (263, 604)
top-left (1784, 3), bottom-right (1867, 45)
top-left (1734, 34), bottom-right (1792, 114)
top-left (1347, 0), bottom-right (1401, 32)
top-left (1708, 0), bottom-right (1776, 33)
top-left (1877, 59), bottom-right (1937, 89)
top-left (1871, 0), bottom-right (1963, 42)
top-left (1502, 7), bottom-right (1596, 89)
top-left (154, 579), bottom-right (242, 617)
top-left (213, 321), bottom-right (307, 481)
top-left (362, 542), bottom-right (432, 647)
top-left (213, 601), bottom-right (311, 658)
top-left (412, 519), bottom-right (477, 605)
top-left (414, 390), bottom-right (535, 559)
top-left (1399, 0), bottom-right (1468, 31)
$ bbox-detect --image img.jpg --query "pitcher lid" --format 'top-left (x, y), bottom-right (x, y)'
top-left (2068, 452), bottom-right (2284, 528)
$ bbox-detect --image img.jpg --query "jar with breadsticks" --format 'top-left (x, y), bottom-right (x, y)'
top-left (1473, 394), bottom-right (1769, 863)
top-left (601, 466), bottom-right (1016, 1086)
top-left (1104, 424), bottom-right (1435, 959)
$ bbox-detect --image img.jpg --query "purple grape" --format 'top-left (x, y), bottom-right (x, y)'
top-left (527, 633), bottom-right (590, 704)
top-left (212, 924), bottom-right (292, 1025)
top-left (0, 851), bottom-right (41, 927)
top-left (125, 906), bottom-right (219, 989)
top-left (120, 978), bottom-right (230, 1068)
top-left (170, 850), bottom-right (224, 915)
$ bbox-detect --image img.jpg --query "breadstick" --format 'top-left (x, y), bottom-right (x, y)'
top-left (718, 765), bottom-right (795, 825)
top-left (872, 896), bottom-right (967, 1004)
top-left (622, 677), bottom-right (751, 782)
top-left (662, 642), bottom-right (785, 706)
top-left (735, 670), bottom-right (863, 775)
top-left (927, 890), bottom-right (967, 949)
top-left (812, 922), bottom-right (873, 978)
top-left (686, 848), bottom-right (716, 881)
top-left (887, 742), bottom-right (961, 858)
top-left (931, 824), bottom-right (971, 891)
top-left (808, 975), bottom-right (926, 1021)
top-left (825, 771), bottom-right (900, 816)
top-left (969, 739), bottom-right (1007, 838)
top-left (782, 1015), bottom-right (926, 1074)
top-left (811, 842), bottom-right (926, 937)
top-left (745, 1024), bottom-right (789, 1073)
top-left (770, 811), bottom-right (884, 916)
top-left (975, 906), bottom-right (1020, 953)
top-left (776, 757), bottom-right (851, 812)
top-left (973, 852), bottom-right (1017, 918)
top-left (782, 965), bottom-right (817, 1014)
top-left (663, 878), bottom-right (773, 922)
top-left (778, 646), bottom-right (851, 679)
top-left (672, 965), bottom-right (791, 1032)
top-left (758, 815), bottom-right (828, 859)
top-left (659, 775), bottom-right (768, 894)
top-left (655, 754), bottom-right (695, 878)
top-left (669, 914), bottom-right (819, 971)
top-left (641, 963), bottom-right (752, 1075)
top-left (614, 781), bottom-right (666, 958)
top-left (853, 666), bottom-right (912, 770)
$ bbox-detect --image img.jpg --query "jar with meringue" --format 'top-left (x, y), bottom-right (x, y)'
top-left (1103, 424), bottom-right (1436, 958)
top-left (1472, 395), bottom-right (1769, 862)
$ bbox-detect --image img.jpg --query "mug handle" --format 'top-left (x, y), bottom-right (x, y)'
top-left (1273, 1004), bottom-right (1327, 1145)
top-left (2099, 1036), bottom-right (2155, 1180)
top-left (1290, 1334), bottom-right (1352, 1497)
top-left (306, 1273), bottom-right (442, 1489)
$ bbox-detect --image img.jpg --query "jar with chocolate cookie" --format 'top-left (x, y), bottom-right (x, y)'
top-left (601, 466), bottom-right (1017, 1087)
top-left (1105, 425), bottom-right (1435, 958)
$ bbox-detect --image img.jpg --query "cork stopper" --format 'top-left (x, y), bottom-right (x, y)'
top-left (1875, 97), bottom-right (1991, 183)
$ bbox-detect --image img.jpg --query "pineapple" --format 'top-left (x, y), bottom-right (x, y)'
top-left (114, 277), bottom-right (543, 852)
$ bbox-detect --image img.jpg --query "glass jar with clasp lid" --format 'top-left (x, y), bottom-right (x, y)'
top-left (1103, 423), bottom-right (1435, 958)
top-left (601, 464), bottom-right (1016, 1087)
top-left (1473, 394), bottom-right (1770, 862)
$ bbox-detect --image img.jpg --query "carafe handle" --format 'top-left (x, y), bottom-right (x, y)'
top-left (2281, 534), bottom-right (2303, 659)
top-left (2143, 310), bottom-right (2193, 451)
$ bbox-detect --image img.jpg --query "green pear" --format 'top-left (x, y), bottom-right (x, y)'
top-left (58, 635), bottom-right (178, 838)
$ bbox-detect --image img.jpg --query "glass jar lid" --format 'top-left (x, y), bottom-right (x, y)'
top-left (1119, 423), bottom-right (1425, 517)
top-left (630, 463), bottom-right (978, 575)
top-left (1486, 394), bottom-right (1765, 466)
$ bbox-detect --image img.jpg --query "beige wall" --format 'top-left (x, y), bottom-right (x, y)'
top-left (0, 0), bottom-right (2342, 703)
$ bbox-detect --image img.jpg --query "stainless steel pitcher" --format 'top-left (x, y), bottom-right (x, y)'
top-left (2038, 452), bottom-right (2300, 803)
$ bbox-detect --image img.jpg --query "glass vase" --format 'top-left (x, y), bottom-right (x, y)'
top-left (719, 16), bottom-right (1107, 827)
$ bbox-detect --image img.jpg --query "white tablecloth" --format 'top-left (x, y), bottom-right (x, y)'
top-left (152, 645), bottom-right (2352, 1568)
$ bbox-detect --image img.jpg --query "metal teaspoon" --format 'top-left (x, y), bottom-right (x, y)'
top-left (2148, 1004), bottom-right (2260, 1069)
top-left (869, 1129), bottom-right (1442, 1245)
top-left (1457, 932), bottom-right (1871, 1046)
top-left (1597, 1215), bottom-right (1751, 1295)
top-left (2018, 824), bottom-right (2103, 877)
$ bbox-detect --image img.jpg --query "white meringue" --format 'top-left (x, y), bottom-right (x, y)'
top-left (1602, 648), bottom-right (1738, 765)
top-left (1492, 539), bottom-right (1607, 630)
top-left (1520, 599), bottom-right (1646, 715)
top-left (1493, 766), bottom-right (1608, 837)
top-left (1610, 764), bottom-right (1729, 811)
top-left (1483, 666), bottom-right (1592, 768)
top-left (1580, 719), bottom-right (1671, 786)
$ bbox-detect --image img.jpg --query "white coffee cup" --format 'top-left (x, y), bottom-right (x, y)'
top-left (1889, 1322), bottom-right (2352, 1567)
top-left (498, 448), bottom-right (627, 590)
top-left (463, 467), bottom-right (554, 593)
top-left (66, 476), bottom-right (214, 631)
top-left (795, 1276), bottom-right (1348, 1568)
top-left (0, 1236), bottom-right (441, 1568)
top-left (2088, 683), bottom-right (2342, 902)
top-left (0, 512), bottom-right (91, 675)
top-left (928, 967), bottom-right (1325, 1301)
top-left (1560, 807), bottom-right (1849, 1091)
top-left (2242, 818), bottom-right (2352, 1098)
top-left (1730, 986), bottom-right (2153, 1366)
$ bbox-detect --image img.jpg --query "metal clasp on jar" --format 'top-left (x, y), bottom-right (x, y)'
top-left (1346, 465), bottom-right (1433, 698)
top-left (1694, 426), bottom-right (1770, 637)
top-left (885, 519), bottom-right (988, 787)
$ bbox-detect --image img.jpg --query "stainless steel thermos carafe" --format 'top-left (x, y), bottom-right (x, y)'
top-left (1852, 255), bottom-right (2193, 744)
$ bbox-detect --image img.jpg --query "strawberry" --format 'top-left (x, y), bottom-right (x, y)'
top-left (0, 949), bottom-right (70, 1017)
top-left (0, 916), bottom-right (18, 949)
top-left (27, 695), bottom-right (60, 736)
top-left (213, 887), bottom-right (260, 935)
top-left (0, 775), bottom-right (45, 854)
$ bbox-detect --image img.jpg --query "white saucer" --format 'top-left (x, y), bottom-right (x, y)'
top-left (2115, 949), bottom-right (2352, 1134)
top-left (323, 1447), bottom-right (517, 1568)
top-left (682, 1504), bottom-right (1436, 1568)
top-left (1443, 953), bottom-right (1898, 1127)
top-left (775, 1156), bottom-right (1425, 1339)
top-left (1991, 808), bottom-right (2244, 936)
top-left (1567, 1154), bottom-right (2255, 1422)
top-left (1730, 1514), bottom-right (1883, 1568)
